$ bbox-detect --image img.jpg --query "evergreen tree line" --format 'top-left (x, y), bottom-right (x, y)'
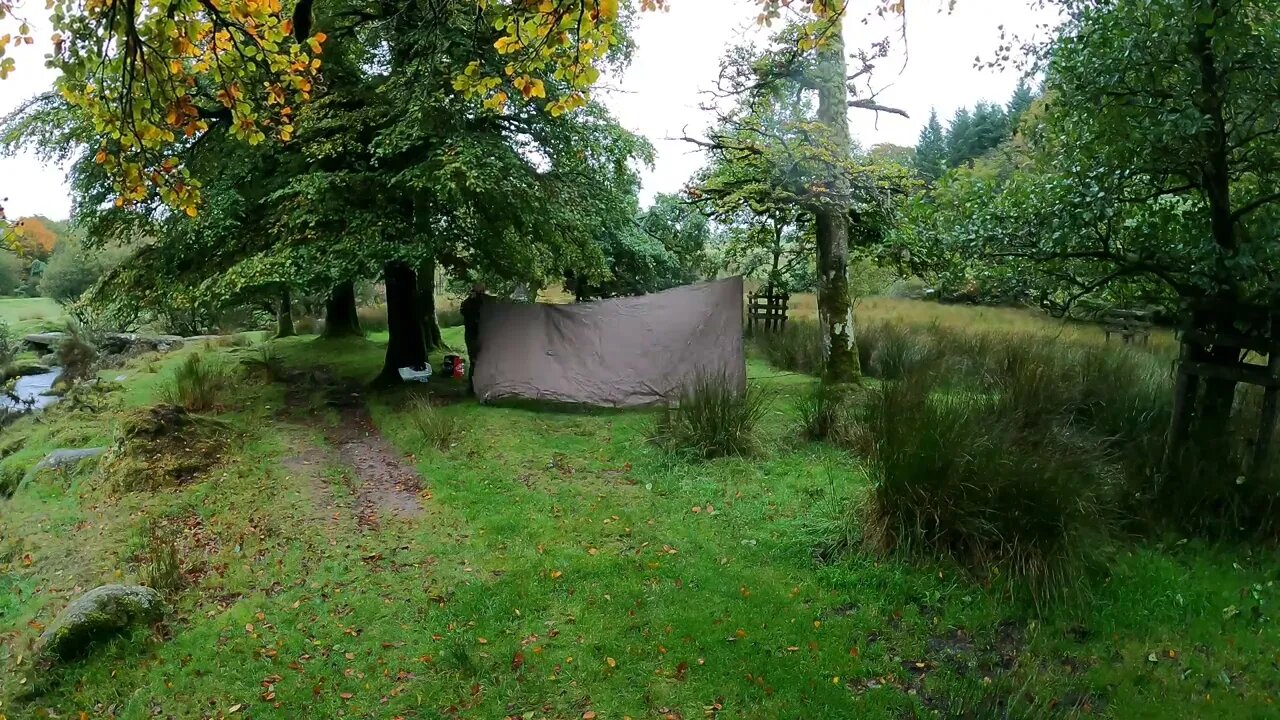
top-left (912, 82), bottom-right (1037, 182)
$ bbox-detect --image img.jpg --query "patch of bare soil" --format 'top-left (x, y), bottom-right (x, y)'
top-left (328, 403), bottom-right (424, 527)
top-left (277, 369), bottom-right (425, 526)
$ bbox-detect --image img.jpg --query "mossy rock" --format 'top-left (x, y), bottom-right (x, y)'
top-left (36, 584), bottom-right (164, 662)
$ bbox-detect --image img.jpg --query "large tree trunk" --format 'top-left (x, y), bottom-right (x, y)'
top-left (322, 280), bottom-right (362, 339)
top-left (1185, 9), bottom-right (1239, 432)
top-left (417, 259), bottom-right (444, 350)
top-left (814, 21), bottom-right (861, 384)
top-left (275, 288), bottom-right (296, 339)
top-left (376, 262), bottom-right (429, 386)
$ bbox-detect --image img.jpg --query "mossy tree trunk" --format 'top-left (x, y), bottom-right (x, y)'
top-left (275, 288), bottom-right (296, 339)
top-left (417, 258), bottom-right (443, 350)
top-left (813, 20), bottom-right (861, 384)
top-left (376, 262), bottom-right (429, 386)
top-left (323, 280), bottom-right (362, 339)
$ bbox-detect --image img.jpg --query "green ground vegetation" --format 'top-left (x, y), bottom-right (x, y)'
top-left (1, 316), bottom-right (1277, 719)
top-left (0, 297), bottom-right (65, 336)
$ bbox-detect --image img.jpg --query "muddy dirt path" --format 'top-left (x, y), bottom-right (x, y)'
top-left (281, 370), bottom-right (426, 526)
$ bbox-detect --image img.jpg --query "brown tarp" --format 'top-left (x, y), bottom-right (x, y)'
top-left (473, 277), bottom-right (746, 407)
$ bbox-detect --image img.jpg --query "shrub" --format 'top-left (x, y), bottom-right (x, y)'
top-left (651, 372), bottom-right (768, 459)
top-left (160, 354), bottom-right (231, 412)
top-left (38, 237), bottom-right (127, 304)
top-left (406, 398), bottom-right (453, 451)
top-left (858, 370), bottom-right (1119, 607)
top-left (57, 320), bottom-right (100, 384)
top-left (357, 305), bottom-right (389, 333)
top-left (752, 318), bottom-right (823, 374)
top-left (0, 251), bottom-right (21, 296)
top-left (0, 320), bottom-right (16, 366)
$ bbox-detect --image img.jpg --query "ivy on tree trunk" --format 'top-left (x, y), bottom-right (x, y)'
top-left (323, 281), bottom-right (362, 339)
top-left (814, 23), bottom-right (862, 384)
top-left (376, 262), bottom-right (429, 386)
top-left (275, 288), bottom-right (296, 339)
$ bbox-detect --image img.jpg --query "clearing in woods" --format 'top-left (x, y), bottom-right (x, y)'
top-left (0, 319), bottom-right (1275, 719)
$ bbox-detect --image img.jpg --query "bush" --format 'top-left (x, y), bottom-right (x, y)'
top-left (357, 305), bottom-right (388, 333)
top-left (651, 372), bottom-right (768, 459)
top-left (0, 251), bottom-right (22, 296)
top-left (0, 320), bottom-right (16, 367)
top-left (832, 323), bottom-right (1280, 605)
top-left (752, 318), bottom-right (824, 374)
top-left (57, 320), bottom-right (100, 384)
top-left (858, 368), bottom-right (1119, 607)
top-left (160, 354), bottom-right (231, 412)
top-left (406, 398), bottom-right (453, 451)
top-left (38, 237), bottom-right (126, 304)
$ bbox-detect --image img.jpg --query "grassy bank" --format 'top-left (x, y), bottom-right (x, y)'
top-left (0, 297), bottom-right (65, 336)
top-left (1, 311), bottom-right (1277, 718)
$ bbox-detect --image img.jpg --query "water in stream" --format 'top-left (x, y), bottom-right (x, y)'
top-left (1, 368), bottom-right (62, 415)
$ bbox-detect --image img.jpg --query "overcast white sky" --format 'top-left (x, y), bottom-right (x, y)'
top-left (0, 0), bottom-right (1051, 220)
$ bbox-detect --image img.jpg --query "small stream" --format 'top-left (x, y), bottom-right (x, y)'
top-left (1, 368), bottom-right (62, 415)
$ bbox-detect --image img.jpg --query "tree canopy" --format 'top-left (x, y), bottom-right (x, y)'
top-left (0, 0), bottom-right (900, 214)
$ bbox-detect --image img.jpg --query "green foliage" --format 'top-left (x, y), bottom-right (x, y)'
top-left (38, 237), bottom-right (125, 304)
top-left (901, 0), bottom-right (1280, 316)
top-left (160, 354), bottom-right (231, 412)
top-left (651, 373), bottom-right (768, 459)
top-left (239, 343), bottom-right (287, 384)
top-left (56, 321), bottom-right (99, 384)
top-left (912, 109), bottom-right (947, 182)
top-left (0, 461), bottom-right (22, 499)
top-left (750, 318), bottom-right (824, 375)
top-left (0, 251), bottom-right (21, 296)
top-left (141, 522), bottom-right (184, 594)
top-left (858, 366), bottom-right (1119, 608)
top-left (406, 398), bottom-right (453, 452)
top-left (800, 382), bottom-right (873, 453)
top-left (0, 320), bottom-right (15, 367)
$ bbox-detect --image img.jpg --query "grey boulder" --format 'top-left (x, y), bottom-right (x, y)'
top-left (37, 584), bottom-right (164, 661)
top-left (32, 448), bottom-right (106, 473)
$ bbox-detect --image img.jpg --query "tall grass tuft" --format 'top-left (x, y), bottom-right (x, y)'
top-left (357, 305), bottom-right (389, 333)
top-left (651, 372), bottom-right (768, 459)
top-left (160, 354), bottom-right (232, 412)
top-left (858, 367), bottom-right (1120, 607)
top-left (141, 521), bottom-right (184, 593)
top-left (406, 398), bottom-right (453, 452)
top-left (240, 343), bottom-right (287, 383)
top-left (751, 319), bottom-right (824, 374)
top-left (437, 305), bottom-right (464, 329)
top-left (800, 382), bottom-right (874, 455)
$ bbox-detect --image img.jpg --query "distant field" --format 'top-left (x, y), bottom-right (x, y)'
top-left (0, 296), bottom-right (65, 335)
top-left (786, 293), bottom-right (1180, 352)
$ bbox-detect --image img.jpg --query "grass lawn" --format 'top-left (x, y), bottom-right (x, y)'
top-left (0, 297), bottom-right (66, 335)
top-left (1, 319), bottom-right (1276, 719)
